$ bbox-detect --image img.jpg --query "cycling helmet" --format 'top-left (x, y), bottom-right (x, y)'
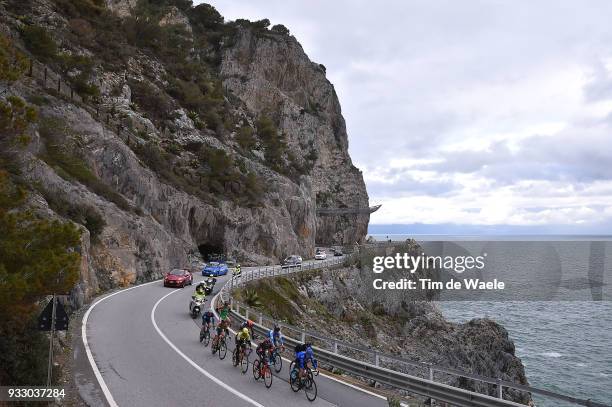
top-left (273, 325), bottom-right (280, 332)
top-left (242, 327), bottom-right (249, 335)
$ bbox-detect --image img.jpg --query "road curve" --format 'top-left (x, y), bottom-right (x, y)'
top-left (82, 266), bottom-right (389, 407)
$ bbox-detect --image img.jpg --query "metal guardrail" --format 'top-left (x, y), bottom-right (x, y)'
top-left (216, 255), bottom-right (611, 407)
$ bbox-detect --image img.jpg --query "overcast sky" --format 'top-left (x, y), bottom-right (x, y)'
top-left (204, 1), bottom-right (612, 233)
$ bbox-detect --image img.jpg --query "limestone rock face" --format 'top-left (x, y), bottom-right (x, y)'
top-left (220, 27), bottom-right (370, 246)
top-left (158, 6), bottom-right (192, 33)
top-left (104, 0), bottom-right (137, 18)
top-left (1, 1), bottom-right (368, 307)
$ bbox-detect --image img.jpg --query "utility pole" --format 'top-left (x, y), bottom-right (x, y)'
top-left (46, 294), bottom-right (56, 386)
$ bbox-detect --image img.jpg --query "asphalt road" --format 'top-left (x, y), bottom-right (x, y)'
top-left (82, 263), bottom-right (389, 407)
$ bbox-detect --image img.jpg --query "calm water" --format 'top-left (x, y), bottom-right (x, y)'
top-left (369, 235), bottom-right (612, 406)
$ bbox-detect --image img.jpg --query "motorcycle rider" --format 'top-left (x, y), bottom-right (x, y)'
top-left (234, 263), bottom-right (242, 276)
top-left (193, 283), bottom-right (206, 300)
top-left (190, 284), bottom-right (206, 317)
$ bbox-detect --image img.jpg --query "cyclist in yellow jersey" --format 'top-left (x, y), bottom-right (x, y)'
top-left (235, 327), bottom-right (251, 365)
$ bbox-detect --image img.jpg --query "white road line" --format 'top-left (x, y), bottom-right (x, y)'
top-left (82, 279), bottom-right (162, 407)
top-left (151, 289), bottom-right (265, 407)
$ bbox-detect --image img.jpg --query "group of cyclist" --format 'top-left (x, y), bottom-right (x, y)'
top-left (199, 299), bottom-right (318, 383)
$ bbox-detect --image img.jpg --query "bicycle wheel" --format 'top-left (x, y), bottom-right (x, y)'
top-left (289, 369), bottom-right (300, 392)
top-left (304, 377), bottom-right (317, 402)
top-left (252, 359), bottom-right (261, 380)
top-left (203, 331), bottom-right (210, 347)
top-left (306, 367), bottom-right (314, 382)
top-left (289, 360), bottom-right (295, 372)
top-left (240, 351), bottom-right (249, 374)
top-left (199, 330), bottom-right (205, 343)
top-left (273, 352), bottom-right (282, 373)
top-left (263, 365), bottom-right (273, 388)
top-left (211, 338), bottom-right (217, 355)
top-left (219, 339), bottom-right (227, 360)
top-left (232, 348), bottom-right (238, 366)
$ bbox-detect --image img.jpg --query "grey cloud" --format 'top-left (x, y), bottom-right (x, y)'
top-left (206, 0), bottom-right (612, 230)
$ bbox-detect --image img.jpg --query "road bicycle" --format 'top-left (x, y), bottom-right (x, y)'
top-left (232, 343), bottom-right (251, 374)
top-left (289, 365), bottom-right (317, 402)
top-left (270, 345), bottom-right (283, 373)
top-left (252, 350), bottom-right (273, 388)
top-left (289, 358), bottom-right (318, 382)
top-left (199, 323), bottom-right (212, 347)
top-left (211, 332), bottom-right (227, 360)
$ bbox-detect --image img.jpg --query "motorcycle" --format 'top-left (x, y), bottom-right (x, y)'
top-left (232, 265), bottom-right (242, 277)
top-left (204, 278), bottom-right (216, 295)
top-left (189, 295), bottom-right (205, 319)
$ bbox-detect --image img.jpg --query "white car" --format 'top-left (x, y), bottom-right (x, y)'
top-left (282, 255), bottom-right (303, 268)
top-left (315, 250), bottom-right (327, 260)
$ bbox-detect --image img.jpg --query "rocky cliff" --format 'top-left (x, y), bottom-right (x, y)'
top-left (0, 0), bottom-right (369, 307)
top-left (234, 242), bottom-right (532, 404)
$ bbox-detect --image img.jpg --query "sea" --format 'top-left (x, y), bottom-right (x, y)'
top-left (368, 234), bottom-right (612, 407)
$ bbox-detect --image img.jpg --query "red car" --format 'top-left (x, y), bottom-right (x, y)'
top-left (163, 269), bottom-right (193, 288)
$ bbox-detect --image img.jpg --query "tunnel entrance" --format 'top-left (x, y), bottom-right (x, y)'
top-left (198, 243), bottom-right (225, 262)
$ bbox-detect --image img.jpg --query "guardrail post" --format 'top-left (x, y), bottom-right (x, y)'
top-left (497, 378), bottom-right (503, 399)
top-left (259, 313), bottom-right (263, 325)
top-left (375, 353), bottom-right (380, 366)
top-left (301, 331), bottom-right (306, 343)
top-left (245, 308), bottom-right (249, 320)
top-left (429, 365), bottom-right (434, 381)
top-left (333, 342), bottom-right (338, 353)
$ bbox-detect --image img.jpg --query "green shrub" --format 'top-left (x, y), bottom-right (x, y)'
top-left (20, 25), bottom-right (58, 62)
top-left (188, 3), bottom-right (224, 31)
top-left (256, 115), bottom-right (287, 172)
top-left (72, 75), bottom-right (100, 97)
top-left (236, 126), bottom-right (256, 151)
top-left (40, 187), bottom-right (106, 241)
top-left (252, 19), bottom-right (270, 30)
top-left (122, 16), bottom-right (163, 50)
top-left (271, 24), bottom-right (290, 35)
top-left (128, 80), bottom-right (174, 123)
top-left (0, 34), bottom-right (29, 83)
top-left (51, 0), bottom-right (106, 19)
top-left (0, 96), bottom-right (38, 175)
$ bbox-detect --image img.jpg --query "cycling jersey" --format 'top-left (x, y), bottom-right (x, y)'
top-left (202, 311), bottom-right (216, 324)
top-left (295, 350), bottom-right (307, 369)
top-left (219, 307), bottom-right (229, 320)
top-left (216, 319), bottom-right (229, 336)
top-left (236, 330), bottom-right (250, 342)
top-left (268, 329), bottom-right (284, 346)
top-left (256, 339), bottom-right (274, 360)
top-left (305, 346), bottom-right (318, 369)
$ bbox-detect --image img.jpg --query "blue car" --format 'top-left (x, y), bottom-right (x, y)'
top-left (202, 262), bottom-right (228, 277)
